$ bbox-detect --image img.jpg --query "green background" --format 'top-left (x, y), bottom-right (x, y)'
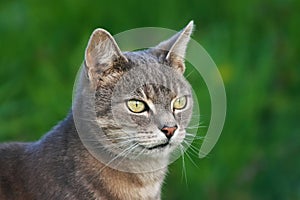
top-left (1, 0), bottom-right (299, 199)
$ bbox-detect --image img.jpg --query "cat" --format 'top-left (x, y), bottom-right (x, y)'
top-left (0, 21), bottom-right (194, 200)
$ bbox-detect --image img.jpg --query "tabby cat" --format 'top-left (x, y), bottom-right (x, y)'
top-left (0, 21), bottom-right (194, 200)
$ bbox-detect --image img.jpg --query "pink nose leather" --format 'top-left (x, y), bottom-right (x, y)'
top-left (161, 126), bottom-right (177, 139)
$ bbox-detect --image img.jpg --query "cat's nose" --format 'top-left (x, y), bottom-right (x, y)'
top-left (161, 125), bottom-right (177, 139)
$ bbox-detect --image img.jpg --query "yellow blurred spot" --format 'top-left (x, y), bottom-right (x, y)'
top-left (219, 63), bottom-right (233, 83)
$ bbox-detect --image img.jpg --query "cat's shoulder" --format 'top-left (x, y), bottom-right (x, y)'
top-left (0, 142), bottom-right (29, 156)
top-left (0, 142), bottom-right (31, 168)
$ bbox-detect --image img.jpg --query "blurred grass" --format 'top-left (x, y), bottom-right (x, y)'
top-left (1, 0), bottom-right (300, 199)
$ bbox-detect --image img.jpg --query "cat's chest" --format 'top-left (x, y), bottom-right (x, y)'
top-left (77, 156), bottom-right (165, 200)
top-left (91, 181), bottom-right (162, 200)
top-left (82, 174), bottom-right (162, 200)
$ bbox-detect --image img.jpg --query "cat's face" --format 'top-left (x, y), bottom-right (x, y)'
top-left (105, 55), bottom-right (193, 158)
top-left (75, 22), bottom-right (194, 170)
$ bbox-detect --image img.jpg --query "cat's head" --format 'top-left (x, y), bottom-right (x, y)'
top-left (74, 22), bottom-right (195, 171)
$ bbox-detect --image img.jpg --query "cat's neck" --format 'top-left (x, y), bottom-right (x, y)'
top-left (42, 111), bottom-right (167, 199)
top-left (80, 153), bottom-right (167, 199)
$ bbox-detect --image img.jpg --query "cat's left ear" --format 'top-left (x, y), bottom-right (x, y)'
top-left (151, 21), bottom-right (194, 73)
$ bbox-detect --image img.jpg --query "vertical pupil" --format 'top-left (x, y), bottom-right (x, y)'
top-left (135, 101), bottom-right (138, 107)
top-left (177, 99), bottom-right (181, 106)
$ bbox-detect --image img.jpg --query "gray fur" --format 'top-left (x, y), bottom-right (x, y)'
top-left (0, 21), bottom-right (194, 200)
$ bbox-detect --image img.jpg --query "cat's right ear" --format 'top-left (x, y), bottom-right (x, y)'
top-left (150, 21), bottom-right (194, 74)
top-left (84, 29), bottom-right (128, 80)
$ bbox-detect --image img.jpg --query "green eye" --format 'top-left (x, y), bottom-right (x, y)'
top-left (173, 96), bottom-right (187, 110)
top-left (127, 100), bottom-right (147, 113)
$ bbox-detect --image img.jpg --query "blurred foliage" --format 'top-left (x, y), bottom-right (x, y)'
top-left (1, 0), bottom-right (300, 199)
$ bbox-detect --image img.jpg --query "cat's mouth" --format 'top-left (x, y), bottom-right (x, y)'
top-left (145, 141), bottom-right (170, 150)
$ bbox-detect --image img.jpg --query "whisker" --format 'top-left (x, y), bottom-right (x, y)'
top-left (185, 68), bottom-right (195, 79)
top-left (185, 134), bottom-right (204, 140)
top-left (132, 147), bottom-right (146, 160)
top-left (99, 143), bottom-right (138, 172)
top-left (181, 142), bottom-right (199, 169)
top-left (186, 125), bottom-right (206, 129)
top-left (179, 145), bottom-right (188, 187)
top-left (182, 141), bottom-right (200, 157)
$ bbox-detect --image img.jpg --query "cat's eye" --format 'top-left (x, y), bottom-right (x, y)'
top-left (173, 96), bottom-right (187, 110)
top-left (127, 100), bottom-right (147, 113)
